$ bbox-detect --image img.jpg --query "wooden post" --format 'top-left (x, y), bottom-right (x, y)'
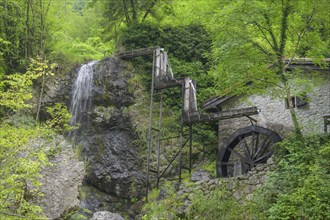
top-left (154, 48), bottom-right (161, 79)
top-left (183, 77), bottom-right (190, 113)
top-left (179, 81), bottom-right (185, 183)
top-left (324, 114), bottom-right (330, 133)
top-left (190, 79), bottom-right (197, 112)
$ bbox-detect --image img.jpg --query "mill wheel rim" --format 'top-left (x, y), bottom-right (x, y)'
top-left (216, 125), bottom-right (281, 177)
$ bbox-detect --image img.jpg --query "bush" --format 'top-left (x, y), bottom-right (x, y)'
top-left (188, 189), bottom-right (248, 220)
top-left (249, 134), bottom-right (330, 220)
top-left (0, 124), bottom-right (50, 219)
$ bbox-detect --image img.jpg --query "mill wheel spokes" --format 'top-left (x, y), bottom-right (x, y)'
top-left (216, 125), bottom-right (281, 177)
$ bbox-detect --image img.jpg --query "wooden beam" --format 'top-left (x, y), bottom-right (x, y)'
top-left (182, 107), bottom-right (259, 125)
top-left (117, 46), bottom-right (160, 59)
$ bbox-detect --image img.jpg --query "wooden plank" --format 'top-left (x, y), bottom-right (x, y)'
top-left (154, 78), bottom-right (182, 90)
top-left (117, 46), bottom-right (160, 59)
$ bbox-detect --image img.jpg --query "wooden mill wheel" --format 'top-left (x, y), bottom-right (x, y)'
top-left (216, 125), bottom-right (281, 177)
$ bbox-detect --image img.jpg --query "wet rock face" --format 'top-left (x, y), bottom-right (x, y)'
top-left (73, 57), bottom-right (145, 215)
top-left (92, 57), bottom-right (134, 108)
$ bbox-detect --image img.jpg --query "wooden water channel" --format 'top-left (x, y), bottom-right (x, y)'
top-left (118, 47), bottom-right (260, 200)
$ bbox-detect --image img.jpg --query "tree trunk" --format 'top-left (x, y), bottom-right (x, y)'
top-left (130, 0), bottom-right (137, 23)
top-left (35, 70), bottom-right (45, 124)
top-left (284, 83), bottom-right (303, 138)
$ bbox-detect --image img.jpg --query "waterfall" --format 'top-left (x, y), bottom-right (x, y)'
top-left (70, 61), bottom-right (97, 126)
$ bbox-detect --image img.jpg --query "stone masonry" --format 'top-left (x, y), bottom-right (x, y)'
top-left (218, 71), bottom-right (330, 147)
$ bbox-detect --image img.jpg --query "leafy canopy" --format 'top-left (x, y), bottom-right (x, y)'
top-left (207, 0), bottom-right (329, 97)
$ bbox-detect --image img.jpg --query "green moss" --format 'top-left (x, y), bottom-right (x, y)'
top-left (70, 213), bottom-right (88, 220)
top-left (147, 188), bottom-right (160, 201)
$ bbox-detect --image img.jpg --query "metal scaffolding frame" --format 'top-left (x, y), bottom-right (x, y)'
top-left (116, 47), bottom-right (259, 201)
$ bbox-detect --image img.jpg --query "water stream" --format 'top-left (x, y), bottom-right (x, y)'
top-left (70, 61), bottom-right (97, 126)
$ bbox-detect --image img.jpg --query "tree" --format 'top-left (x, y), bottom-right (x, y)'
top-left (0, 0), bottom-right (52, 73)
top-left (0, 57), bottom-right (56, 120)
top-left (207, 0), bottom-right (329, 137)
top-left (95, 0), bottom-right (173, 41)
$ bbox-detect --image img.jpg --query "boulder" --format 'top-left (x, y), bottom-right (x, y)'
top-left (190, 169), bottom-right (212, 182)
top-left (90, 211), bottom-right (124, 220)
top-left (38, 136), bottom-right (85, 219)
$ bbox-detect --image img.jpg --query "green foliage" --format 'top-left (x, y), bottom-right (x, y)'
top-left (188, 189), bottom-right (247, 220)
top-left (45, 103), bottom-right (77, 134)
top-left (142, 134), bottom-right (330, 219)
top-left (0, 57), bottom-right (56, 112)
top-left (121, 22), bottom-right (218, 158)
top-left (142, 182), bottom-right (179, 220)
top-left (204, 0), bottom-right (329, 136)
top-left (249, 134), bottom-right (330, 219)
top-left (207, 0), bottom-right (329, 96)
top-left (0, 55), bottom-right (61, 218)
top-left (47, 1), bottom-right (112, 64)
top-left (5, 113), bottom-right (35, 128)
top-left (0, 0), bottom-right (52, 73)
top-left (121, 23), bottom-right (214, 106)
top-left (97, 0), bottom-right (173, 38)
top-left (0, 124), bottom-right (49, 219)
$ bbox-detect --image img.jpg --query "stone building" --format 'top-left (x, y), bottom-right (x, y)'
top-left (202, 59), bottom-right (330, 147)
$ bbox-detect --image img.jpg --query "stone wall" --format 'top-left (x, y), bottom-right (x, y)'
top-left (218, 71), bottom-right (330, 147)
top-left (172, 158), bottom-right (276, 216)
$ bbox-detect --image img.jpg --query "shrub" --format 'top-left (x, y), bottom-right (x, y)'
top-left (249, 134), bottom-right (330, 220)
top-left (0, 124), bottom-right (49, 219)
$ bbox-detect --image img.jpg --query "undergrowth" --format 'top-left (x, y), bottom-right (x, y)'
top-left (142, 133), bottom-right (330, 220)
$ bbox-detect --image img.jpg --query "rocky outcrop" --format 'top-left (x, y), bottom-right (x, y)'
top-left (36, 56), bottom-right (146, 217)
top-left (190, 169), bottom-right (212, 182)
top-left (73, 57), bottom-right (145, 217)
top-left (32, 65), bottom-right (77, 120)
top-left (38, 136), bottom-right (85, 219)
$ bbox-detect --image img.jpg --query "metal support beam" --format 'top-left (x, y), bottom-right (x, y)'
top-left (156, 92), bottom-right (163, 188)
top-left (146, 50), bottom-right (156, 201)
top-left (189, 125), bottom-right (193, 174)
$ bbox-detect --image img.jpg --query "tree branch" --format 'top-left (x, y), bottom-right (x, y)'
top-left (264, 13), bottom-right (279, 53)
top-left (248, 74), bottom-right (284, 89)
top-left (285, 9), bottom-right (315, 68)
top-left (279, 0), bottom-right (291, 57)
top-left (252, 21), bottom-right (277, 52)
top-left (142, 0), bottom-right (158, 22)
top-left (122, 0), bottom-right (131, 25)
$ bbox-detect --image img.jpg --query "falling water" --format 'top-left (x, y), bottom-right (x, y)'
top-left (70, 61), bottom-right (97, 126)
